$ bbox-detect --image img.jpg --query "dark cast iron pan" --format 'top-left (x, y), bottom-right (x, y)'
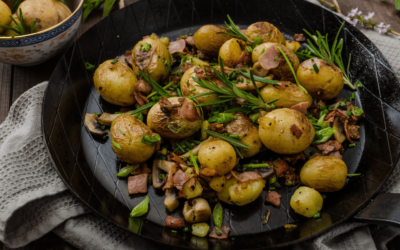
top-left (42, 0), bottom-right (400, 249)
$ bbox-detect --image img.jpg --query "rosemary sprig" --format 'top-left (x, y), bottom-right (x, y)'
top-left (0, 9), bottom-right (36, 37)
top-left (131, 102), bottom-right (156, 115)
top-left (189, 91), bottom-right (217, 100)
top-left (147, 81), bottom-right (174, 98)
top-left (240, 70), bottom-right (281, 86)
top-left (277, 47), bottom-right (308, 94)
top-left (295, 22), bottom-right (355, 89)
top-left (194, 98), bottom-right (234, 108)
top-left (139, 70), bottom-right (173, 98)
top-left (204, 130), bottom-right (250, 149)
top-left (221, 15), bottom-right (252, 43)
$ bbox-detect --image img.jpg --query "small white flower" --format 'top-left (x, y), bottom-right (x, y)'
top-left (377, 22), bottom-right (390, 34)
top-left (348, 8), bottom-right (359, 17)
top-left (344, 16), bottom-right (358, 26)
top-left (364, 12), bottom-right (374, 20)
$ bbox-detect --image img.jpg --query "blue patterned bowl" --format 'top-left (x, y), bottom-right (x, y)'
top-left (0, 0), bottom-right (83, 66)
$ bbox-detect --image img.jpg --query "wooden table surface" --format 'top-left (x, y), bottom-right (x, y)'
top-left (0, 0), bottom-right (399, 249)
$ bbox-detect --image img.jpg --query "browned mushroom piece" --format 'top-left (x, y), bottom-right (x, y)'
top-left (98, 111), bottom-right (134, 126)
top-left (84, 113), bottom-right (108, 136)
top-left (152, 159), bottom-right (167, 189)
top-left (154, 159), bottom-right (187, 172)
top-left (183, 198), bottom-right (211, 223)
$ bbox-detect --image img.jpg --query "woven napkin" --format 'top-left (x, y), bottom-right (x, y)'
top-left (1, 0), bottom-right (400, 249)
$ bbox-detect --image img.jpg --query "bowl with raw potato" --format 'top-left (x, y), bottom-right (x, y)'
top-left (0, 0), bottom-right (83, 66)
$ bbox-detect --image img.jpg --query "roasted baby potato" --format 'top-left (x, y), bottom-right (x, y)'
top-left (225, 112), bottom-right (262, 157)
top-left (209, 175), bottom-right (226, 192)
top-left (285, 40), bottom-right (301, 52)
top-left (132, 36), bottom-right (171, 84)
top-left (252, 43), bottom-right (299, 80)
top-left (296, 57), bottom-right (344, 100)
top-left (180, 66), bottom-right (219, 106)
top-left (3, 14), bottom-right (20, 37)
top-left (217, 178), bottom-right (266, 206)
top-left (300, 156), bottom-right (348, 192)
top-left (219, 38), bottom-right (247, 67)
top-left (198, 138), bottom-right (237, 175)
top-left (192, 223), bottom-right (210, 237)
top-left (181, 178), bottom-right (203, 199)
top-left (93, 60), bottom-right (137, 106)
top-left (193, 25), bottom-right (231, 56)
top-left (0, 1), bottom-right (12, 34)
top-left (259, 81), bottom-right (312, 108)
top-left (147, 97), bottom-right (202, 139)
top-left (258, 108), bottom-right (314, 154)
top-left (245, 22), bottom-right (286, 45)
top-left (110, 114), bottom-right (156, 164)
top-left (183, 198), bottom-right (211, 223)
top-left (19, 0), bottom-right (72, 33)
top-left (290, 186), bottom-right (323, 218)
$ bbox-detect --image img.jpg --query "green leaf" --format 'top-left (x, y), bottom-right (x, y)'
top-left (313, 127), bottom-right (337, 144)
top-left (85, 62), bottom-right (95, 71)
top-left (112, 141), bottom-right (122, 150)
top-left (252, 36), bottom-right (262, 48)
top-left (130, 196), bottom-right (150, 217)
top-left (204, 130), bottom-right (250, 149)
top-left (103, 0), bottom-right (117, 18)
top-left (208, 113), bottom-right (237, 124)
top-left (351, 108), bottom-right (364, 117)
top-left (116, 165), bottom-right (139, 177)
top-left (396, 0), bottom-right (400, 10)
top-left (141, 134), bottom-right (161, 146)
top-left (213, 202), bottom-right (223, 228)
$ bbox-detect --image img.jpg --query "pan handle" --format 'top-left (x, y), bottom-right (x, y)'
top-left (352, 193), bottom-right (400, 227)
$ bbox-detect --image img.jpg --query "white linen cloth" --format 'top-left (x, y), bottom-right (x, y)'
top-left (0, 0), bottom-right (399, 249)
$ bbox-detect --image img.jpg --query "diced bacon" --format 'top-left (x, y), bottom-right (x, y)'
top-left (200, 168), bottom-right (220, 177)
top-left (348, 125), bottom-right (360, 139)
top-left (294, 33), bottom-right (306, 42)
top-left (177, 98), bottom-right (202, 122)
top-left (134, 92), bottom-right (149, 106)
top-left (178, 190), bottom-right (187, 198)
top-left (259, 46), bottom-right (280, 70)
top-left (328, 151), bottom-right (342, 160)
top-left (225, 172), bottom-right (232, 180)
top-left (273, 158), bottom-right (290, 177)
top-left (169, 39), bottom-right (186, 54)
top-left (290, 124), bottom-right (303, 138)
top-left (284, 167), bottom-right (300, 185)
top-left (325, 110), bottom-right (336, 122)
top-left (344, 119), bottom-right (353, 143)
top-left (231, 171), bottom-right (262, 182)
top-left (209, 123), bottom-right (226, 134)
top-left (170, 153), bottom-right (188, 167)
top-left (209, 225), bottom-right (231, 239)
top-left (290, 102), bottom-right (309, 115)
top-left (336, 110), bottom-right (348, 119)
top-left (265, 191), bottom-right (282, 207)
top-left (131, 163), bottom-right (152, 175)
top-left (274, 83), bottom-right (286, 90)
top-left (234, 51), bottom-right (251, 65)
top-left (165, 216), bottom-right (185, 229)
top-left (315, 140), bottom-right (342, 155)
top-left (283, 152), bottom-right (307, 165)
top-left (135, 79), bottom-right (152, 95)
top-left (186, 36), bottom-right (195, 46)
top-left (128, 173), bottom-right (149, 194)
top-left (162, 164), bottom-right (179, 191)
top-left (173, 169), bottom-right (189, 190)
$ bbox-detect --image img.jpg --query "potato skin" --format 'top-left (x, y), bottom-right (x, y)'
top-left (198, 138), bottom-right (237, 175)
top-left (259, 81), bottom-right (312, 108)
top-left (219, 38), bottom-right (246, 67)
top-left (225, 112), bottom-right (262, 158)
top-left (182, 179), bottom-right (203, 199)
top-left (0, 1), bottom-right (12, 34)
top-left (290, 186), bottom-right (323, 218)
top-left (93, 60), bottom-right (137, 106)
top-left (252, 43), bottom-right (299, 80)
top-left (245, 22), bottom-right (286, 45)
top-left (285, 40), bottom-right (301, 52)
top-left (209, 175), bottom-right (226, 192)
top-left (194, 25), bottom-right (231, 56)
top-left (110, 114), bottom-right (155, 164)
top-left (147, 97), bottom-right (202, 139)
top-left (296, 57), bottom-right (344, 100)
top-left (180, 66), bottom-right (219, 105)
top-left (300, 156), bottom-right (348, 192)
top-left (259, 108), bottom-right (314, 154)
top-left (132, 37), bottom-right (171, 84)
top-left (217, 178), bottom-right (266, 206)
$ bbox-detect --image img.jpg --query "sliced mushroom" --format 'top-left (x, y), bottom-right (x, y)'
top-left (179, 137), bottom-right (213, 158)
top-left (84, 113), bottom-right (108, 136)
top-left (252, 61), bottom-right (268, 77)
top-left (152, 160), bottom-right (167, 189)
top-left (98, 111), bottom-right (134, 126)
top-left (333, 117), bottom-right (346, 143)
top-left (235, 74), bottom-right (273, 91)
top-left (164, 188), bottom-right (179, 212)
top-left (183, 198), bottom-right (211, 223)
top-left (254, 167), bottom-right (275, 179)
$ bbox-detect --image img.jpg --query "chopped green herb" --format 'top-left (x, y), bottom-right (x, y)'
top-left (100, 125), bottom-right (105, 130)
top-left (190, 88), bottom-right (196, 92)
top-left (350, 92), bottom-right (355, 101)
top-left (171, 230), bottom-right (177, 233)
top-left (119, 129), bottom-right (125, 135)
top-left (116, 165), bottom-right (139, 177)
top-left (130, 195), bottom-right (150, 217)
top-left (274, 57), bottom-right (278, 61)
top-left (94, 112), bottom-right (101, 116)
top-left (287, 180), bottom-right (292, 185)
top-left (111, 59), bottom-right (118, 64)
top-left (102, 135), bottom-right (107, 140)
top-left (313, 63), bottom-right (319, 73)
top-left (148, 175), bottom-right (152, 185)
top-left (183, 140), bottom-right (193, 149)
top-left (349, 143), bottom-right (355, 147)
top-left (314, 212), bottom-right (321, 219)
top-left (243, 163), bottom-right (270, 170)
top-left (158, 174), bottom-right (166, 179)
top-left (246, 46), bottom-right (253, 53)
top-left (208, 113), bottom-right (237, 124)
top-left (184, 227), bottom-right (189, 232)
top-left (260, 48), bottom-right (265, 55)
top-left (183, 157), bottom-right (187, 162)
top-left (204, 130), bottom-right (250, 149)
top-left (229, 134), bottom-right (240, 140)
top-left (326, 62), bottom-right (331, 66)
top-left (189, 33), bottom-right (193, 36)
top-left (252, 36), bottom-right (262, 48)
top-left (85, 62), bottom-right (95, 71)
top-left (216, 232), bottom-right (222, 236)
top-left (141, 134), bottom-right (161, 146)
top-left (351, 107), bottom-right (364, 117)
top-left (347, 173), bottom-right (361, 177)
top-left (251, 114), bottom-right (259, 123)
top-left (273, 163), bottom-right (278, 168)
top-left (180, 35), bottom-right (186, 39)
top-left (356, 81), bottom-right (363, 88)
top-left (112, 141), bottom-right (122, 150)
top-left (322, 194), bottom-right (327, 199)
top-left (133, 112), bottom-right (144, 122)
top-left (143, 42), bottom-right (152, 51)
top-left (189, 149), bottom-right (200, 175)
top-left (163, 57), bottom-right (170, 71)
top-left (269, 187), bottom-right (276, 191)
top-left (269, 175), bottom-right (276, 184)
top-left (313, 127), bottom-right (337, 144)
top-left (231, 237), bottom-right (236, 241)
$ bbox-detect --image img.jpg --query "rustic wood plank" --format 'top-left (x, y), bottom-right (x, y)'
top-left (0, 62), bottom-right (13, 124)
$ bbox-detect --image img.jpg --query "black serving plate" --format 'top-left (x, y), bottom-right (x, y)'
top-left (42, 0), bottom-right (400, 249)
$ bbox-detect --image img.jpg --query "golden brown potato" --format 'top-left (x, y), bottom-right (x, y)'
top-left (217, 178), bottom-right (266, 206)
top-left (252, 43), bottom-right (299, 80)
top-left (183, 198), bottom-right (211, 223)
top-left (181, 178), bottom-right (203, 199)
top-left (209, 175), bottom-right (226, 192)
top-left (218, 38), bottom-right (246, 67)
top-left (258, 108), bottom-right (314, 154)
top-left (290, 186), bottom-right (323, 218)
top-left (198, 138), bottom-right (237, 175)
top-left (300, 156), bottom-right (348, 192)
top-left (19, 0), bottom-right (72, 33)
top-left (259, 81), bottom-right (312, 108)
top-left (147, 97), bottom-right (202, 139)
top-left (180, 66), bottom-right (219, 106)
top-left (245, 22), bottom-right (286, 45)
top-left (110, 114), bottom-right (156, 164)
top-left (296, 58), bottom-right (344, 100)
top-left (193, 25), bottom-right (231, 56)
top-left (0, 1), bottom-right (12, 34)
top-left (191, 223), bottom-right (210, 237)
top-left (93, 60), bottom-right (137, 106)
top-left (3, 14), bottom-right (18, 37)
top-left (131, 37), bottom-right (171, 84)
top-left (285, 40), bottom-right (301, 52)
top-left (225, 112), bottom-right (262, 158)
